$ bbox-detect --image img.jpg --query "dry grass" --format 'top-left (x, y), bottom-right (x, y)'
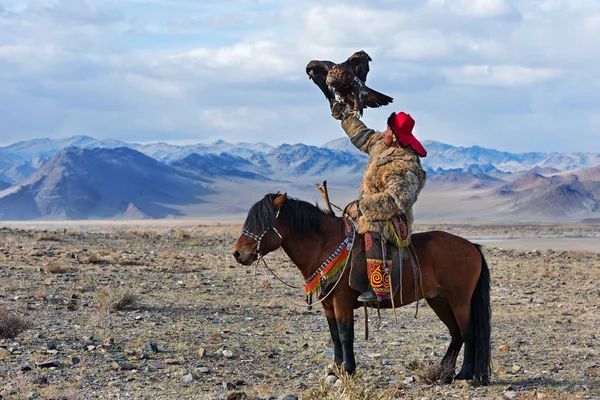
top-left (42, 264), bottom-right (73, 274)
top-left (35, 231), bottom-right (58, 241)
top-left (96, 287), bottom-right (138, 313)
top-left (174, 228), bottom-right (191, 239)
top-left (415, 361), bottom-right (454, 384)
top-left (86, 252), bottom-right (104, 264)
top-left (305, 365), bottom-right (404, 400)
top-left (0, 308), bottom-right (31, 339)
top-left (38, 384), bottom-right (80, 400)
top-left (0, 372), bottom-right (32, 400)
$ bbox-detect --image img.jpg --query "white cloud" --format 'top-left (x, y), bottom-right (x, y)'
top-left (445, 64), bottom-right (562, 86)
top-left (450, 0), bottom-right (515, 18)
top-left (0, 0), bottom-right (598, 152)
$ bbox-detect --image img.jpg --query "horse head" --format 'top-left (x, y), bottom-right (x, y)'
top-left (233, 193), bottom-right (287, 265)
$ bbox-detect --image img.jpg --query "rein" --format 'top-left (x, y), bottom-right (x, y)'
top-left (242, 210), bottom-right (356, 309)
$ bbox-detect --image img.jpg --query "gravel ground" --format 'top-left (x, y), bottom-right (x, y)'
top-left (0, 226), bottom-right (599, 400)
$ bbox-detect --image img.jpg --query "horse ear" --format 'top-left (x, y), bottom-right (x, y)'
top-left (273, 193), bottom-right (287, 210)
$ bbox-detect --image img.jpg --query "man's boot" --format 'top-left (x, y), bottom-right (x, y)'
top-left (357, 288), bottom-right (377, 303)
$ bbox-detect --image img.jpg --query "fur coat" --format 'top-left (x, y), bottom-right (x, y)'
top-left (341, 116), bottom-right (426, 235)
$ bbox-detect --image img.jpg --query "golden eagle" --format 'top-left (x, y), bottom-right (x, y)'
top-left (306, 51), bottom-right (393, 117)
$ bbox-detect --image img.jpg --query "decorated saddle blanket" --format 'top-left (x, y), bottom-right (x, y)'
top-left (343, 201), bottom-right (412, 298)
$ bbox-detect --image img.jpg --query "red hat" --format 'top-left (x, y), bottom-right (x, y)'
top-left (387, 112), bottom-right (427, 157)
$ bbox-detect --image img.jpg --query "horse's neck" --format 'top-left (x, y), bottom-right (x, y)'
top-left (281, 216), bottom-right (346, 281)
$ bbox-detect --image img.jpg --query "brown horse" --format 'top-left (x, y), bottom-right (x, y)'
top-left (233, 193), bottom-right (491, 384)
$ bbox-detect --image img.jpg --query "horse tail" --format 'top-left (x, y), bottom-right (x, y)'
top-left (471, 243), bottom-right (491, 385)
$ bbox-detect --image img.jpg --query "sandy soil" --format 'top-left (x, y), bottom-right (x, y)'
top-left (0, 226), bottom-right (599, 399)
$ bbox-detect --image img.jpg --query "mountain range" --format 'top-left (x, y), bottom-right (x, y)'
top-left (0, 135), bottom-right (599, 222)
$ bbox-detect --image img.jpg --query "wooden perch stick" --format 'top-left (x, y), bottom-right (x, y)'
top-left (315, 180), bottom-right (334, 215)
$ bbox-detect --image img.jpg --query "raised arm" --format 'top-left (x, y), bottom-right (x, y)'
top-left (331, 102), bottom-right (377, 154)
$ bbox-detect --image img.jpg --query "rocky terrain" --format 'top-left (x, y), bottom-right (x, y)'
top-left (0, 225), bottom-right (599, 399)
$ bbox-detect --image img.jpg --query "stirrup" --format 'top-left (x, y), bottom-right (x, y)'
top-left (357, 289), bottom-right (377, 303)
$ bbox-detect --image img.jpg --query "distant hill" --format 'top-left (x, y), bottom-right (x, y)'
top-left (0, 179), bottom-right (10, 191)
top-left (0, 135), bottom-right (599, 221)
top-left (134, 139), bottom-right (273, 162)
top-left (250, 143), bottom-right (365, 183)
top-left (171, 153), bottom-right (270, 181)
top-left (0, 147), bottom-right (212, 220)
top-left (0, 136), bottom-right (128, 161)
top-left (492, 170), bottom-right (598, 219)
top-left (428, 171), bottom-right (504, 190)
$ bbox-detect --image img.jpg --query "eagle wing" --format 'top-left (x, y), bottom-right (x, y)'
top-left (306, 60), bottom-right (336, 104)
top-left (346, 51), bottom-right (372, 83)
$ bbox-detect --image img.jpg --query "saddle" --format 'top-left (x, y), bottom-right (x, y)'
top-left (343, 201), bottom-right (410, 299)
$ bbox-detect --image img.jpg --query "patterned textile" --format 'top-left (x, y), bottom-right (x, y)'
top-left (386, 214), bottom-right (411, 248)
top-left (364, 231), bottom-right (391, 298)
top-left (367, 259), bottom-right (392, 297)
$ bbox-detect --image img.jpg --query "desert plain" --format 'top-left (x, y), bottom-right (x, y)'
top-left (0, 222), bottom-right (599, 399)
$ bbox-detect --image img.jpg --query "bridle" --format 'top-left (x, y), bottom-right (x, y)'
top-left (240, 209), bottom-right (358, 309)
top-left (241, 210), bottom-right (282, 256)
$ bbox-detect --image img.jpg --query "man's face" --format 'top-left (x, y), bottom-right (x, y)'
top-left (383, 127), bottom-right (395, 146)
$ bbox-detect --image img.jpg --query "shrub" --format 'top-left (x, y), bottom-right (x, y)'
top-left (0, 308), bottom-right (31, 339)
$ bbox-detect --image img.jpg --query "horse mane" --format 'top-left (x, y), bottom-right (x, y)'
top-left (243, 193), bottom-right (334, 236)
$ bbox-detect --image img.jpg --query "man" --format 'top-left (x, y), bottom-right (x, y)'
top-left (332, 102), bottom-right (427, 302)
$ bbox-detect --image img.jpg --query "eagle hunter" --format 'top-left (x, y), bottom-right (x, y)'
top-left (306, 51), bottom-right (394, 117)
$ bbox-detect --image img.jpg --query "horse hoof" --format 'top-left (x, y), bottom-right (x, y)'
top-left (454, 371), bottom-right (473, 381)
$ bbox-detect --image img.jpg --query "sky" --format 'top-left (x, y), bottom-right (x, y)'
top-left (0, 0), bottom-right (599, 152)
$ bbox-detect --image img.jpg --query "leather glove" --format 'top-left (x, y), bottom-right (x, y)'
top-left (331, 101), bottom-right (353, 121)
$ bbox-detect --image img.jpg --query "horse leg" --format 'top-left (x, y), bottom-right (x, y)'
top-left (333, 296), bottom-right (356, 374)
top-left (322, 301), bottom-right (344, 374)
top-left (426, 297), bottom-right (463, 383)
top-left (448, 299), bottom-right (475, 381)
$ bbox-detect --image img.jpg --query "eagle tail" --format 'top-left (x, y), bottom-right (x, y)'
top-left (363, 87), bottom-right (394, 108)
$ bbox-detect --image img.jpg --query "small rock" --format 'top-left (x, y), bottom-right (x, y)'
top-left (223, 381), bottom-right (237, 390)
top-left (112, 361), bottom-right (136, 371)
top-left (278, 396), bottom-right (298, 400)
top-left (144, 341), bottom-right (159, 353)
top-left (503, 391), bottom-right (517, 399)
top-left (164, 358), bottom-right (180, 365)
top-left (198, 347), bottom-right (205, 358)
top-left (36, 360), bottom-right (60, 369)
top-left (33, 375), bottom-right (49, 385)
top-left (0, 348), bottom-right (11, 358)
top-left (183, 373), bottom-right (196, 383)
top-left (511, 364), bottom-right (522, 373)
top-left (324, 375), bottom-right (337, 386)
top-left (20, 363), bottom-right (33, 372)
top-left (103, 338), bottom-right (114, 347)
top-left (222, 350), bottom-right (234, 358)
top-left (226, 393), bottom-right (247, 400)
top-left (196, 366), bottom-right (211, 374)
top-left (47, 341), bottom-right (57, 350)
top-left (499, 344), bottom-right (509, 352)
top-left (496, 367), bottom-right (507, 374)
top-left (71, 357), bottom-right (81, 366)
